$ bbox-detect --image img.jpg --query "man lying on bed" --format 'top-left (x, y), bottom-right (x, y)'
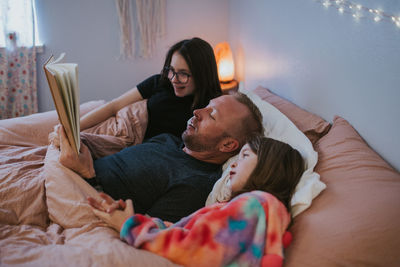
top-left (56, 93), bottom-right (263, 222)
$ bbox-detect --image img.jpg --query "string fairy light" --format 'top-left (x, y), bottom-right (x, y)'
top-left (314, 0), bottom-right (400, 29)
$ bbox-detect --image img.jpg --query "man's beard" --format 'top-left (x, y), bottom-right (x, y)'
top-left (182, 131), bottom-right (222, 152)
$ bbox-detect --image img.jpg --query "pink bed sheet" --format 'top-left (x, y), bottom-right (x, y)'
top-left (0, 100), bottom-right (179, 267)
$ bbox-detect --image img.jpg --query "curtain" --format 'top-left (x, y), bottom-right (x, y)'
top-left (0, 0), bottom-right (38, 119)
top-left (115, 0), bottom-right (165, 59)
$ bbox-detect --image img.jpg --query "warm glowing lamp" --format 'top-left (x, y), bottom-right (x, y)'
top-left (214, 42), bottom-right (235, 82)
top-left (214, 42), bottom-right (238, 94)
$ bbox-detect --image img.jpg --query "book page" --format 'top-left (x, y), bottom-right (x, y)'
top-left (61, 68), bottom-right (75, 132)
top-left (69, 64), bottom-right (80, 146)
top-left (52, 53), bottom-right (66, 64)
top-left (51, 66), bottom-right (74, 126)
top-left (61, 64), bottom-right (80, 149)
top-left (44, 55), bottom-right (80, 154)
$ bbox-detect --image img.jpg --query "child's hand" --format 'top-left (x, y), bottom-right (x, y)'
top-left (88, 192), bottom-right (126, 213)
top-left (91, 198), bottom-right (134, 232)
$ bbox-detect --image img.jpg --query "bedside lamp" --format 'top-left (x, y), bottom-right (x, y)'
top-left (214, 42), bottom-right (238, 94)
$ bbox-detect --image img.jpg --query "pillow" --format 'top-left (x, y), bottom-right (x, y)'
top-left (83, 100), bottom-right (148, 139)
top-left (285, 116), bottom-right (400, 266)
top-left (0, 100), bottom-right (104, 147)
top-left (253, 86), bottom-right (331, 144)
top-left (81, 100), bottom-right (148, 159)
top-left (207, 87), bottom-right (326, 217)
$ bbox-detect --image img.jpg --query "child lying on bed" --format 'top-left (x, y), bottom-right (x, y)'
top-left (88, 135), bottom-right (304, 267)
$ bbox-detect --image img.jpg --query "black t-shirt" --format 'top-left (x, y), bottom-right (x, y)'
top-left (137, 74), bottom-right (194, 140)
top-left (93, 134), bottom-right (222, 222)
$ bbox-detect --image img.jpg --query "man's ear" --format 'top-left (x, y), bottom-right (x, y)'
top-left (218, 137), bottom-right (239, 153)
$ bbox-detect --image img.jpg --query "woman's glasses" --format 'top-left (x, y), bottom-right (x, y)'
top-left (165, 67), bottom-right (191, 84)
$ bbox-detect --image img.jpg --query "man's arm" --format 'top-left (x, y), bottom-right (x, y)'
top-left (57, 125), bottom-right (96, 178)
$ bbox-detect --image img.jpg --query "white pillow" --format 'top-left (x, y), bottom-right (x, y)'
top-left (206, 87), bottom-right (326, 217)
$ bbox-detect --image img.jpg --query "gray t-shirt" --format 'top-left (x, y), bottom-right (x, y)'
top-left (93, 133), bottom-right (222, 222)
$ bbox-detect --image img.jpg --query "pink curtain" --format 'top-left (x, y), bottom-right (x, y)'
top-left (0, 46), bottom-right (38, 119)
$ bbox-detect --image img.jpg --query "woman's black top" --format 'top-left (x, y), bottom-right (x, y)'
top-left (137, 74), bottom-right (194, 140)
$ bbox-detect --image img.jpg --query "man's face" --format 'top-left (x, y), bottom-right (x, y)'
top-left (182, 95), bottom-right (249, 152)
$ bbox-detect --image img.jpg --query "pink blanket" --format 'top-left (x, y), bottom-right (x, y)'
top-left (0, 100), bottom-right (179, 266)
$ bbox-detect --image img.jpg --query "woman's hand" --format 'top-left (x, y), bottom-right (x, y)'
top-left (90, 194), bottom-right (134, 232)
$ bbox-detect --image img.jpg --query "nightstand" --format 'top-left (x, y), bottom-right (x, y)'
top-left (220, 80), bottom-right (239, 95)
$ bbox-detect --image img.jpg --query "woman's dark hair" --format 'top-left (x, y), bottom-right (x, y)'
top-left (160, 37), bottom-right (222, 110)
top-left (231, 135), bottom-right (305, 212)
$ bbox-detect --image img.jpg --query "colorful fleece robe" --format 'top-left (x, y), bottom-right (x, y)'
top-left (120, 191), bottom-right (292, 267)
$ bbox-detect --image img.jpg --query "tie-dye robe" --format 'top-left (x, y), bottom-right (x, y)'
top-left (120, 191), bottom-right (292, 267)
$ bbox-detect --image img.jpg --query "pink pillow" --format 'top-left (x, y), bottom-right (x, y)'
top-left (0, 100), bottom-right (104, 147)
top-left (253, 86), bottom-right (331, 144)
top-left (285, 116), bottom-right (400, 266)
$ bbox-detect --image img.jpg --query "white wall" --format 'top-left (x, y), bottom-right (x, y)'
top-left (35, 0), bottom-right (229, 112)
top-left (34, 0), bottom-right (399, 170)
top-left (229, 0), bottom-right (400, 170)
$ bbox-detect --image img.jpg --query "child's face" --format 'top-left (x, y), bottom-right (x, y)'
top-left (229, 144), bottom-right (258, 193)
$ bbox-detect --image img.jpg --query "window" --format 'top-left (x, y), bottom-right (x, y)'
top-left (0, 0), bottom-right (41, 47)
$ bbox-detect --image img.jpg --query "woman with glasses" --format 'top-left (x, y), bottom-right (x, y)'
top-left (80, 37), bottom-right (222, 140)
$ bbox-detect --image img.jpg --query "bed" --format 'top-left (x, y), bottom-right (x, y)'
top-left (1, 85), bottom-right (399, 266)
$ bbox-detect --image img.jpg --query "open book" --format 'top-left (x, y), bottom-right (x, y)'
top-left (44, 53), bottom-right (80, 155)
